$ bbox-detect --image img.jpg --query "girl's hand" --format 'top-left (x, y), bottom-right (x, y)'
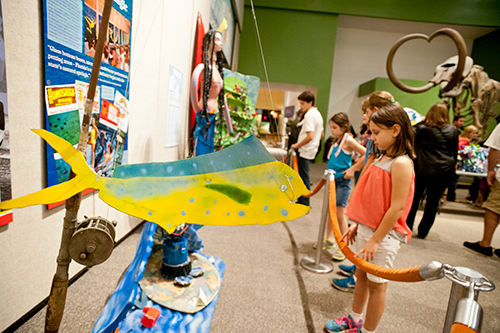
top-left (355, 238), bottom-right (380, 262)
top-left (341, 223), bottom-right (358, 246)
top-left (342, 167), bottom-right (354, 179)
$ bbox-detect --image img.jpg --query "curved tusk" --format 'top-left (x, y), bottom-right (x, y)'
top-left (386, 28), bottom-right (467, 94)
top-left (430, 29), bottom-right (467, 93)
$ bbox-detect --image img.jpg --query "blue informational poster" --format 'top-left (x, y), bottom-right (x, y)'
top-left (42, 0), bottom-right (133, 188)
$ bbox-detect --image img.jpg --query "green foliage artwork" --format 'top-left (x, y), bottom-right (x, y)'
top-left (214, 72), bottom-right (260, 151)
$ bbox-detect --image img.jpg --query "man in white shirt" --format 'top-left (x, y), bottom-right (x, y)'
top-left (464, 123), bottom-right (500, 257)
top-left (291, 91), bottom-right (324, 206)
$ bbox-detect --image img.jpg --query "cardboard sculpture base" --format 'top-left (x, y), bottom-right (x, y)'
top-left (139, 251), bottom-right (221, 313)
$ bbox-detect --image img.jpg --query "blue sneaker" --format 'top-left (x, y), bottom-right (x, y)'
top-left (331, 275), bottom-right (355, 293)
top-left (338, 264), bottom-right (356, 276)
top-left (325, 315), bottom-right (362, 332)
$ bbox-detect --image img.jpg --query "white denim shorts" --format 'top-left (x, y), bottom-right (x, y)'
top-left (356, 223), bottom-right (401, 284)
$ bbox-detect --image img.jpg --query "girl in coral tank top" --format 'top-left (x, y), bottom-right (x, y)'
top-left (325, 104), bottom-right (415, 333)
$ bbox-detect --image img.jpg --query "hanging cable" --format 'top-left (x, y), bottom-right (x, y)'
top-left (249, 0), bottom-right (286, 162)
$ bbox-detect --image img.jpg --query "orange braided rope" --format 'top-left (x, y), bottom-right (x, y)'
top-left (329, 179), bottom-right (424, 282)
top-left (450, 323), bottom-right (477, 333)
top-left (303, 178), bottom-right (326, 198)
top-left (292, 154), bottom-right (298, 174)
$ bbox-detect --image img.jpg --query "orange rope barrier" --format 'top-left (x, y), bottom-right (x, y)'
top-left (303, 178), bottom-right (326, 198)
top-left (450, 323), bottom-right (477, 333)
top-left (292, 155), bottom-right (298, 174)
top-left (328, 179), bottom-right (424, 282)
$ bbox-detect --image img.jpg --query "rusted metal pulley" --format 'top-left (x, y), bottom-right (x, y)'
top-left (69, 216), bottom-right (117, 266)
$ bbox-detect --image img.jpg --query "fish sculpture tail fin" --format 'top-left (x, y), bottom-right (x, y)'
top-left (0, 129), bottom-right (100, 210)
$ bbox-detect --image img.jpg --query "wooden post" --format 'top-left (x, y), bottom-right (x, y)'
top-left (44, 0), bottom-right (113, 331)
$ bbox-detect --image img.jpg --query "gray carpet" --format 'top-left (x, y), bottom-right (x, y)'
top-left (14, 162), bottom-right (500, 333)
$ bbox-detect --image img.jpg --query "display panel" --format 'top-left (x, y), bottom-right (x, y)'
top-left (42, 0), bottom-right (133, 188)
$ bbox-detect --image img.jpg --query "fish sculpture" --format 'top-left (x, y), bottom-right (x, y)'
top-left (0, 130), bottom-right (310, 233)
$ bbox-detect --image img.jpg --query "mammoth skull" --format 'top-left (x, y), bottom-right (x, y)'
top-left (386, 28), bottom-right (469, 94)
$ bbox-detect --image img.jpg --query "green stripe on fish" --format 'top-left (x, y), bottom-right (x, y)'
top-left (205, 184), bottom-right (252, 205)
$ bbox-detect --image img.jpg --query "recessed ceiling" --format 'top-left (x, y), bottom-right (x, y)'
top-left (338, 15), bottom-right (498, 40)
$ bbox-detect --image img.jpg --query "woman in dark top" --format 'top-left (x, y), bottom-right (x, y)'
top-left (406, 103), bottom-right (458, 239)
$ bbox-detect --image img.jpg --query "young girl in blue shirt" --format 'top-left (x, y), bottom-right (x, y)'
top-left (323, 113), bottom-right (366, 260)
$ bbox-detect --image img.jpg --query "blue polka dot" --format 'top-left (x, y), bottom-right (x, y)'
top-left (121, 188), bottom-right (124, 191)
top-left (206, 210), bottom-right (210, 215)
top-left (210, 160), bottom-right (214, 165)
top-left (120, 171), bottom-right (125, 177)
top-left (290, 176), bottom-right (293, 180)
top-left (270, 175), bottom-right (274, 179)
top-left (181, 211), bottom-right (185, 216)
top-left (179, 170), bottom-right (184, 175)
top-left (192, 163), bottom-right (197, 169)
top-left (254, 180), bottom-right (257, 184)
top-left (238, 211), bottom-right (245, 217)
top-left (239, 160), bottom-right (242, 164)
top-left (206, 180), bottom-right (211, 184)
top-left (264, 205), bottom-right (268, 211)
top-left (281, 208), bottom-right (289, 217)
top-left (247, 152), bottom-right (250, 155)
top-left (150, 192), bottom-right (153, 195)
top-left (168, 223), bottom-right (171, 227)
top-left (223, 163), bottom-right (227, 167)
top-left (227, 212), bottom-right (230, 216)
top-left (228, 155), bottom-right (231, 158)
top-left (172, 184), bottom-right (175, 187)
top-left (141, 168), bottom-right (147, 174)
top-left (148, 212), bottom-right (152, 216)
top-left (167, 166), bottom-right (173, 172)
top-left (190, 197), bottom-right (194, 203)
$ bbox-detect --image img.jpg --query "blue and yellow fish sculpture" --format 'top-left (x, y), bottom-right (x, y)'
top-left (0, 130), bottom-right (310, 233)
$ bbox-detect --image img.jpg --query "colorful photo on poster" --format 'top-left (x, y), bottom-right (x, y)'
top-left (113, 90), bottom-right (129, 165)
top-left (42, 0), bottom-right (133, 188)
top-left (94, 99), bottom-right (120, 177)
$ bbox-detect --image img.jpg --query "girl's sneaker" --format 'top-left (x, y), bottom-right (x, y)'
top-left (325, 315), bottom-right (362, 332)
top-left (313, 239), bottom-right (336, 250)
top-left (332, 247), bottom-right (346, 261)
top-left (338, 264), bottom-right (356, 276)
top-left (331, 275), bottom-right (355, 292)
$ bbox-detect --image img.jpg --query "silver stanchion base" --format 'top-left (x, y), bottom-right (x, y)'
top-left (300, 256), bottom-right (333, 274)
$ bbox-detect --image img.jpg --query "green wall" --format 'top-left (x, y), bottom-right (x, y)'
top-left (244, 0), bottom-right (500, 27)
top-left (359, 78), bottom-right (443, 115)
top-left (238, 6), bottom-right (337, 160)
top-left (472, 29), bottom-right (500, 81)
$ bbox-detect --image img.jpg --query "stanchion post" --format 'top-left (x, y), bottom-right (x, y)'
top-left (300, 170), bottom-right (334, 274)
top-left (443, 266), bottom-right (495, 333)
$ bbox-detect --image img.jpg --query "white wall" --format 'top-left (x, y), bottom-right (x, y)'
top-left (327, 16), bottom-right (491, 132)
top-left (0, 0), bottom-right (212, 330)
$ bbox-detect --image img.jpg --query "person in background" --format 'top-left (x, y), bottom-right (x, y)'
top-left (452, 115), bottom-right (465, 130)
top-left (464, 123), bottom-right (500, 257)
top-left (288, 109), bottom-right (304, 150)
top-left (322, 113), bottom-right (366, 262)
top-left (343, 92), bottom-right (395, 181)
top-left (291, 91), bottom-right (324, 206)
top-left (459, 125), bottom-right (478, 149)
top-left (446, 116), bottom-right (466, 202)
top-left (406, 103), bottom-right (458, 239)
